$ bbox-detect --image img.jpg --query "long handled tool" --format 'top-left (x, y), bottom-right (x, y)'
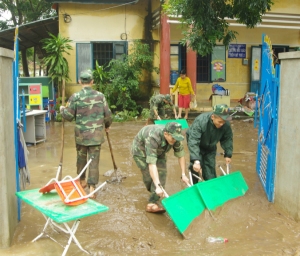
top-left (189, 173), bottom-right (215, 220)
top-left (219, 164), bottom-right (230, 175)
top-left (106, 131), bottom-right (121, 182)
top-left (219, 166), bottom-right (227, 176)
top-left (160, 183), bottom-right (207, 236)
top-left (58, 79), bottom-right (66, 181)
top-left (158, 184), bottom-right (169, 198)
top-left (161, 172), bottom-right (249, 236)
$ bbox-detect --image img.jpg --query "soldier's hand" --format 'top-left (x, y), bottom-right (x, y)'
top-left (193, 162), bottom-right (202, 173)
top-left (155, 186), bottom-right (164, 197)
top-left (225, 157), bottom-right (231, 165)
top-left (181, 175), bottom-right (190, 186)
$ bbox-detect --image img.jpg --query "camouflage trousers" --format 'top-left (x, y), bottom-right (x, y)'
top-left (76, 144), bottom-right (101, 187)
top-left (189, 149), bottom-right (216, 184)
top-left (149, 107), bottom-right (166, 119)
top-left (147, 108), bottom-right (167, 125)
top-left (133, 155), bottom-right (167, 203)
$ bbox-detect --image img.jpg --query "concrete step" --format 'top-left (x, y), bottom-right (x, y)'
top-left (167, 108), bottom-right (253, 122)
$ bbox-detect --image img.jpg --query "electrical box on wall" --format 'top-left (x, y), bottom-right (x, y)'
top-left (242, 58), bottom-right (248, 65)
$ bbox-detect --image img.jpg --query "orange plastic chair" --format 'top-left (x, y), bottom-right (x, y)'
top-left (39, 158), bottom-right (106, 206)
top-left (54, 178), bottom-right (88, 206)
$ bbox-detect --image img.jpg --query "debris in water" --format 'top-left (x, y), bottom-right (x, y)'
top-left (104, 168), bottom-right (127, 183)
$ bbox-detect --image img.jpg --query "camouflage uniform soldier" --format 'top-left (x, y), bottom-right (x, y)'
top-left (147, 94), bottom-right (178, 125)
top-left (131, 122), bottom-right (190, 213)
top-left (186, 104), bottom-right (233, 184)
top-left (60, 70), bottom-right (112, 198)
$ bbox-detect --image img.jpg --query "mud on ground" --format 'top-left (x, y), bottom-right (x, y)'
top-left (1, 120), bottom-right (300, 256)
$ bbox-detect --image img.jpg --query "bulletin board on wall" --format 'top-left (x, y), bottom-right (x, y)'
top-left (251, 46), bottom-right (262, 82)
top-left (250, 46), bottom-right (262, 93)
top-left (211, 45), bottom-right (226, 82)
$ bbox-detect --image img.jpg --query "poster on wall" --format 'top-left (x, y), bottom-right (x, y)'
top-left (211, 45), bottom-right (226, 82)
top-left (251, 46), bottom-right (261, 81)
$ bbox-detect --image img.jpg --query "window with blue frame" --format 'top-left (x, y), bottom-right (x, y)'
top-left (171, 44), bottom-right (225, 83)
top-left (197, 54), bottom-right (211, 83)
top-left (76, 41), bottom-right (127, 82)
top-left (170, 44), bottom-right (186, 72)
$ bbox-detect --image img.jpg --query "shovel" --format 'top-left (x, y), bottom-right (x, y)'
top-left (105, 131), bottom-right (120, 182)
top-left (160, 184), bottom-right (207, 236)
top-left (161, 171), bottom-right (248, 235)
top-left (195, 171), bottom-right (248, 211)
top-left (219, 164), bottom-right (230, 175)
top-left (190, 173), bottom-right (215, 220)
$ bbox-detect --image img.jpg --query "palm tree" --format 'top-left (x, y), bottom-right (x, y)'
top-left (41, 33), bottom-right (73, 179)
top-left (41, 33), bottom-right (73, 99)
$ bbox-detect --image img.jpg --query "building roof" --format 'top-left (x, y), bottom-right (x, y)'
top-left (45, 0), bottom-right (139, 4)
top-left (0, 16), bottom-right (58, 53)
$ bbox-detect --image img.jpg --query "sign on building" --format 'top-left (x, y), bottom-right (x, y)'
top-left (228, 44), bottom-right (246, 58)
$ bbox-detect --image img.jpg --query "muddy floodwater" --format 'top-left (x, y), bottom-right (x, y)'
top-left (1, 119), bottom-right (300, 256)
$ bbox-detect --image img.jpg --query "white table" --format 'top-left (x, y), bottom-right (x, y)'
top-left (21, 110), bottom-right (47, 145)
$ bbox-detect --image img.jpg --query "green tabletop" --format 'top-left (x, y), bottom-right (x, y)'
top-left (16, 188), bottom-right (109, 223)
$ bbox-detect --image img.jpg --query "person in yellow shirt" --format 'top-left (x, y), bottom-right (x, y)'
top-left (171, 69), bottom-right (196, 119)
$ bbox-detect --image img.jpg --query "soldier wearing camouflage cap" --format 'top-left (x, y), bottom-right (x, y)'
top-left (131, 122), bottom-right (190, 213)
top-left (186, 104), bottom-right (233, 184)
top-left (60, 69), bottom-right (112, 198)
top-left (147, 94), bottom-right (178, 125)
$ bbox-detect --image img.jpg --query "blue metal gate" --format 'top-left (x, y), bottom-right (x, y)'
top-left (255, 34), bottom-right (280, 202)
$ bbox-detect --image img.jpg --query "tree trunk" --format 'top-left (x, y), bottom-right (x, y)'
top-left (21, 49), bottom-right (29, 77)
top-left (57, 81), bottom-right (61, 99)
top-left (58, 79), bottom-right (66, 181)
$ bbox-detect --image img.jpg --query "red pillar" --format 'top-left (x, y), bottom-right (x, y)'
top-left (160, 14), bottom-right (170, 94)
top-left (186, 46), bottom-right (197, 93)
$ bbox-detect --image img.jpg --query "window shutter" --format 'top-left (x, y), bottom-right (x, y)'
top-left (76, 43), bottom-right (92, 82)
top-left (114, 42), bottom-right (127, 60)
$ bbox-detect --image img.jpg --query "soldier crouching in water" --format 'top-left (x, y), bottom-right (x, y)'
top-left (60, 70), bottom-right (112, 198)
top-left (146, 94), bottom-right (178, 125)
top-left (131, 122), bottom-right (190, 213)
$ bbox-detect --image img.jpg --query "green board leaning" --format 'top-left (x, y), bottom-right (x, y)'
top-left (154, 119), bottom-right (189, 129)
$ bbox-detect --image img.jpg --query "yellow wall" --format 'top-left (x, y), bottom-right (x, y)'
top-left (272, 0), bottom-right (300, 12)
top-left (58, 0), bottom-right (150, 96)
top-left (168, 0), bottom-right (300, 103)
top-left (58, 0), bottom-right (300, 103)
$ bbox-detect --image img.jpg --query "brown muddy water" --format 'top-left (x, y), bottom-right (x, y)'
top-left (1, 119), bottom-right (300, 256)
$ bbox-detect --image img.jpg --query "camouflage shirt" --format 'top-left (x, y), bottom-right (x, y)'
top-left (149, 94), bottom-right (175, 118)
top-left (61, 87), bottom-right (112, 146)
top-left (131, 124), bottom-right (185, 164)
top-left (186, 112), bottom-right (233, 160)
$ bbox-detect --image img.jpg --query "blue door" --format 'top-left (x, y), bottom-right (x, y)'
top-left (256, 34), bottom-right (280, 202)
